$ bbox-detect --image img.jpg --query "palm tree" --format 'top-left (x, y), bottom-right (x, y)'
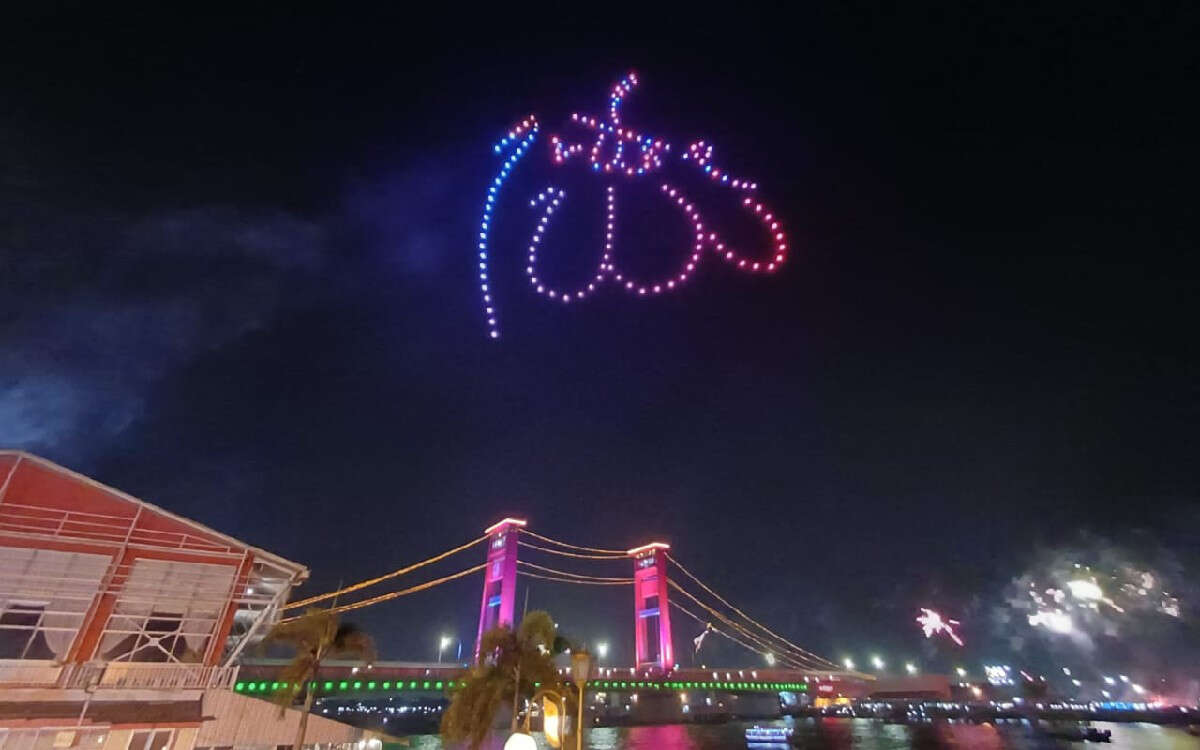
top-left (440, 610), bottom-right (562, 750)
top-left (262, 608), bottom-right (377, 750)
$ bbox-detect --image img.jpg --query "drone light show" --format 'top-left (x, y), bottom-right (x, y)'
top-left (476, 72), bottom-right (790, 339)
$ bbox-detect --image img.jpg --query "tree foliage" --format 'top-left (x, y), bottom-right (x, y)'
top-left (440, 610), bottom-right (563, 750)
top-left (261, 609), bottom-right (376, 749)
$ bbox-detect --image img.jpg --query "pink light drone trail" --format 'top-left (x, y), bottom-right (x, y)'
top-left (476, 72), bottom-right (790, 339)
top-left (916, 607), bottom-right (965, 646)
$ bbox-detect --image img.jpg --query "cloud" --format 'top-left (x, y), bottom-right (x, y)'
top-left (0, 202), bottom-right (325, 459)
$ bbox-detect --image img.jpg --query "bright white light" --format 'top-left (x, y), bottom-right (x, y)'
top-left (1062, 667), bottom-right (1071, 676)
top-left (1071, 679), bottom-right (1082, 687)
top-left (1132, 684), bottom-right (1145, 694)
top-left (1101, 690), bottom-right (1111, 698)
top-left (440, 635), bottom-right (453, 649)
top-left (1028, 610), bottom-right (1074, 633)
top-left (1119, 675), bottom-right (1129, 683)
top-left (1067, 579), bottom-right (1103, 601)
top-left (1103, 676), bottom-right (1115, 685)
top-left (596, 642), bottom-right (609, 659)
top-left (905, 663), bottom-right (918, 675)
top-left (956, 667), bottom-right (967, 677)
top-left (503, 733), bottom-right (537, 750)
top-left (844, 658), bottom-right (855, 670)
top-left (871, 655), bottom-right (885, 670)
top-left (765, 652), bottom-right (776, 666)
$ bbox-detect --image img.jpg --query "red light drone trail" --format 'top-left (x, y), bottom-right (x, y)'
top-left (916, 607), bottom-right (965, 646)
top-left (476, 72), bottom-right (790, 338)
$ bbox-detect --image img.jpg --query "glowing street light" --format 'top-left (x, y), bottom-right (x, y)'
top-left (843, 658), bottom-right (855, 671)
top-left (955, 667), bottom-right (967, 678)
top-left (871, 655), bottom-right (885, 671)
top-left (596, 642), bottom-right (609, 660)
top-left (765, 652), bottom-right (776, 666)
top-left (905, 663), bottom-right (918, 675)
top-left (438, 635), bottom-right (453, 663)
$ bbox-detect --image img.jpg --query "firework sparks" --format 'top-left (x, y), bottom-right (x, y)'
top-left (916, 607), bottom-right (965, 646)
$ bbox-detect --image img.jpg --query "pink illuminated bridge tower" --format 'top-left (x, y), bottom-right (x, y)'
top-left (629, 541), bottom-right (674, 672)
top-left (474, 517), bottom-right (525, 659)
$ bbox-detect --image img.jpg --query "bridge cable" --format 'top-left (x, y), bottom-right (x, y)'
top-left (517, 560), bottom-right (633, 582)
top-left (668, 580), bottom-right (832, 671)
top-left (518, 571), bottom-right (633, 586)
top-left (283, 563), bottom-right (488, 621)
top-left (518, 540), bottom-right (627, 560)
top-left (669, 600), bottom-right (795, 666)
top-left (519, 529), bottom-right (626, 555)
top-left (284, 534), bottom-right (488, 610)
top-left (666, 552), bottom-right (841, 670)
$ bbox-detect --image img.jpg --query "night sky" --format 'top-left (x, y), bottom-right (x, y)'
top-left (3, 6), bottom-right (1197, 676)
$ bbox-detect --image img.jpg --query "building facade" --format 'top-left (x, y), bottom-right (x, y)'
top-left (0, 451), bottom-right (372, 750)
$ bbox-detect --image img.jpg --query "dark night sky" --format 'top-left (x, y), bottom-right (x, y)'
top-left (3, 6), bottom-right (1197, 674)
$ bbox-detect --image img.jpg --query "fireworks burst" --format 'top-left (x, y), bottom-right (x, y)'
top-left (916, 607), bottom-right (965, 646)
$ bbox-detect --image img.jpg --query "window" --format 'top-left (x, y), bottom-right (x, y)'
top-left (0, 603), bottom-right (55, 659)
top-left (98, 559), bottom-right (236, 663)
top-left (127, 730), bottom-right (172, 750)
top-left (102, 611), bottom-right (185, 663)
top-left (0, 547), bottom-right (111, 661)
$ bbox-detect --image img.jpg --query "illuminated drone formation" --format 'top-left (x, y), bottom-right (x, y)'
top-left (476, 72), bottom-right (789, 338)
top-left (916, 607), bottom-right (964, 646)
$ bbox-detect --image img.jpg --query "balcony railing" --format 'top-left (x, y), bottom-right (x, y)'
top-left (0, 659), bottom-right (239, 691)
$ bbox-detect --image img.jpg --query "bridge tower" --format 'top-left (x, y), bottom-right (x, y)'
top-left (475, 517), bottom-right (525, 659)
top-left (628, 542), bottom-right (674, 672)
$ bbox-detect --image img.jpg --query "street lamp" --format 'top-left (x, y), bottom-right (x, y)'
top-left (438, 635), bottom-right (452, 663)
top-left (571, 651), bottom-right (592, 750)
top-left (765, 652), bottom-right (776, 666)
top-left (843, 658), bottom-right (855, 671)
top-left (596, 642), bottom-right (608, 660)
top-left (871, 655), bottom-right (885, 671)
top-left (905, 663), bottom-right (917, 675)
top-left (503, 733), bottom-right (537, 750)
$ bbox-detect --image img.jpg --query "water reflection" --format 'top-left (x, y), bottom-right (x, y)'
top-left (400, 718), bottom-right (1200, 749)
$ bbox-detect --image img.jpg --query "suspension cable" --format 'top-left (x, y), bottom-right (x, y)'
top-left (284, 563), bottom-right (488, 620)
top-left (666, 552), bottom-right (840, 669)
top-left (285, 535), bottom-right (488, 610)
top-left (517, 560), bottom-right (633, 582)
top-left (670, 600), bottom-right (788, 665)
top-left (520, 529), bottom-right (626, 555)
top-left (667, 600), bottom-right (816, 672)
top-left (668, 580), bottom-right (830, 671)
top-left (518, 540), bottom-right (627, 560)
top-left (518, 571), bottom-right (633, 586)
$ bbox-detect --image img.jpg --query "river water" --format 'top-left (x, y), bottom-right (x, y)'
top-left (399, 717), bottom-right (1200, 748)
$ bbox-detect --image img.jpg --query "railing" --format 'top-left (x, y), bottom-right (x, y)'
top-left (0, 659), bottom-right (64, 686)
top-left (94, 662), bottom-right (241, 690)
top-left (1, 660), bottom-right (238, 690)
top-left (0, 501), bottom-right (238, 554)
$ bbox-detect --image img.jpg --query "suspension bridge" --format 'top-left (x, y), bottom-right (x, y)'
top-left (238, 518), bottom-right (871, 716)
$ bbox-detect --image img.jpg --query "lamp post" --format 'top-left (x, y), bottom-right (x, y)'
top-left (571, 651), bottom-right (592, 750)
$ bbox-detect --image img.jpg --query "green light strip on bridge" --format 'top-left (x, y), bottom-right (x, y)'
top-left (234, 679), bottom-right (808, 694)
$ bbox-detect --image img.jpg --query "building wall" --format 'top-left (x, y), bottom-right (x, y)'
top-left (197, 691), bottom-right (368, 749)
